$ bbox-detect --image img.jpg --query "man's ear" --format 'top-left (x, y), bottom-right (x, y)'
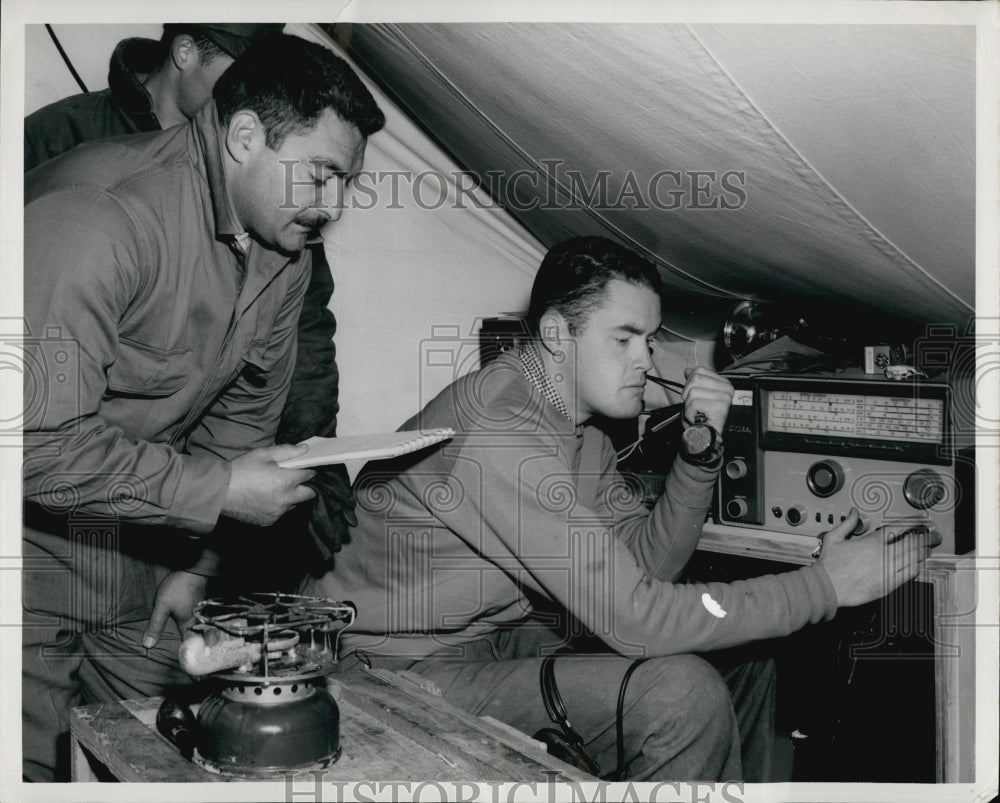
top-left (538, 309), bottom-right (570, 355)
top-left (225, 111), bottom-right (262, 164)
top-left (169, 34), bottom-right (199, 72)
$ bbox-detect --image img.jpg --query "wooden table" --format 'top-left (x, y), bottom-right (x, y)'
top-left (699, 522), bottom-right (978, 783)
top-left (70, 667), bottom-right (591, 783)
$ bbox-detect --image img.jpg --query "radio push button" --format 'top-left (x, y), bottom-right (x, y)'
top-left (806, 460), bottom-right (845, 498)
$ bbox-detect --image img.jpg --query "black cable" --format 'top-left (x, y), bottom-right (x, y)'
top-left (537, 654), bottom-right (652, 780)
top-left (605, 658), bottom-right (648, 781)
top-left (645, 374), bottom-right (685, 392)
top-left (45, 24), bottom-right (89, 94)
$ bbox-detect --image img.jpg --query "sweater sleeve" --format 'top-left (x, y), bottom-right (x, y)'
top-left (445, 428), bottom-right (838, 657)
top-left (588, 430), bottom-right (721, 583)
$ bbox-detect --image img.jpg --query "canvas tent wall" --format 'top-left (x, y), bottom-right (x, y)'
top-left (22, 20), bottom-right (982, 438)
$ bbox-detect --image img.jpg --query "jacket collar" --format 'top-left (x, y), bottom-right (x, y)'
top-left (107, 38), bottom-right (164, 133)
top-left (190, 103), bottom-right (300, 310)
top-left (191, 102), bottom-right (247, 244)
top-left (515, 344), bottom-right (584, 437)
top-left (519, 341), bottom-right (573, 425)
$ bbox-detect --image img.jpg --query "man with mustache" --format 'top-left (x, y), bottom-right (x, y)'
top-left (302, 236), bottom-right (938, 781)
top-left (21, 34), bottom-right (384, 781)
top-left (25, 20), bottom-right (357, 597)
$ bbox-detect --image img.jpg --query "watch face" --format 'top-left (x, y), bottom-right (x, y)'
top-left (680, 423), bottom-right (722, 466)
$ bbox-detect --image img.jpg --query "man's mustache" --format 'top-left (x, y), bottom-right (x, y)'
top-left (293, 212), bottom-right (331, 230)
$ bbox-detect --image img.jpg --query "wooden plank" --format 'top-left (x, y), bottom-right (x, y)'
top-left (335, 702), bottom-right (473, 780)
top-left (71, 701), bottom-right (224, 782)
top-left (922, 557), bottom-right (978, 783)
top-left (104, 692), bottom-right (518, 782)
top-left (701, 522), bottom-right (973, 581)
top-left (699, 522), bottom-right (817, 564)
top-left (327, 669), bottom-right (592, 782)
top-left (123, 694), bottom-right (478, 781)
top-left (70, 734), bottom-right (98, 782)
top-left (73, 669), bottom-right (590, 782)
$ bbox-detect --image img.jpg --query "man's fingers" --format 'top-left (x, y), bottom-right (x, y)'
top-left (285, 467), bottom-right (317, 486)
top-left (262, 443), bottom-right (310, 461)
top-left (142, 603), bottom-right (167, 649)
top-left (291, 483), bottom-right (317, 505)
top-left (344, 505), bottom-right (358, 527)
top-left (823, 508), bottom-right (860, 544)
top-left (885, 529), bottom-right (935, 579)
top-left (307, 522), bottom-right (334, 562)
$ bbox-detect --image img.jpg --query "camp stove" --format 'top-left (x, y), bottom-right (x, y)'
top-left (161, 592), bottom-right (356, 779)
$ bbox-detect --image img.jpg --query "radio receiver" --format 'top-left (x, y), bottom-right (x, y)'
top-left (716, 371), bottom-right (974, 555)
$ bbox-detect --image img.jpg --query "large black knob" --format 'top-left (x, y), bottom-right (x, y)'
top-left (726, 497), bottom-right (749, 519)
top-left (904, 469), bottom-right (946, 510)
top-left (785, 505), bottom-right (807, 526)
top-left (807, 460), bottom-right (845, 498)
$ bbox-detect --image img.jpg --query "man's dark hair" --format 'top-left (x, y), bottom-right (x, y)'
top-left (213, 34), bottom-right (385, 149)
top-left (160, 25), bottom-right (228, 66)
top-left (526, 236), bottom-right (663, 337)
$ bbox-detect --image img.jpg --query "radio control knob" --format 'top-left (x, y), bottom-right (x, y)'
top-left (852, 516), bottom-right (870, 536)
top-left (786, 506), bottom-right (806, 526)
top-left (725, 458), bottom-right (748, 480)
top-left (807, 460), bottom-right (845, 498)
top-left (726, 498), bottom-right (749, 519)
top-left (904, 469), bottom-right (947, 510)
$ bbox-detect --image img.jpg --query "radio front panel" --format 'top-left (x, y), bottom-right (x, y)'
top-left (716, 375), bottom-right (974, 555)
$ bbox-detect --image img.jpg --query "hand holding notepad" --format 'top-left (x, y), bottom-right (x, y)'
top-left (277, 428), bottom-right (456, 469)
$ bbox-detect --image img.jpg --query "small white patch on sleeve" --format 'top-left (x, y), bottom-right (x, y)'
top-left (701, 593), bottom-right (727, 618)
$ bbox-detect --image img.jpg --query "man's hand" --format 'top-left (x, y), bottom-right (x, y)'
top-left (680, 367), bottom-right (734, 435)
top-left (222, 444), bottom-right (317, 526)
top-left (304, 463), bottom-right (358, 560)
top-left (818, 509), bottom-right (941, 607)
top-left (142, 570), bottom-right (208, 649)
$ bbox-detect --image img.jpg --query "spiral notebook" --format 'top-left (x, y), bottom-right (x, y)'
top-left (277, 428), bottom-right (456, 469)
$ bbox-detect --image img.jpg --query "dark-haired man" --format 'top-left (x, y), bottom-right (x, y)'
top-left (25, 23), bottom-right (356, 585)
top-left (302, 236), bottom-right (938, 781)
top-left (22, 33), bottom-right (385, 781)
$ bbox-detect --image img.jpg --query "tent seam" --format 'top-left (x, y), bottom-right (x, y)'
top-left (683, 23), bottom-right (973, 317)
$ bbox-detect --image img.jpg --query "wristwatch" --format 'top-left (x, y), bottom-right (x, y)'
top-left (679, 413), bottom-right (724, 467)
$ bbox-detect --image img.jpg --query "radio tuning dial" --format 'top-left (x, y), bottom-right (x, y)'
top-left (904, 469), bottom-right (947, 510)
top-left (725, 458), bottom-right (748, 480)
top-left (786, 505), bottom-right (806, 526)
top-left (806, 460), bottom-right (845, 498)
top-left (726, 498), bottom-right (749, 519)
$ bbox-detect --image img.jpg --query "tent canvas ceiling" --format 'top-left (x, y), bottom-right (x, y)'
top-left (335, 22), bottom-right (977, 329)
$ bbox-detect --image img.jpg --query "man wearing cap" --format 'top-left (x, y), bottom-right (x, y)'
top-left (22, 34), bottom-right (384, 781)
top-left (25, 24), bottom-right (284, 170)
